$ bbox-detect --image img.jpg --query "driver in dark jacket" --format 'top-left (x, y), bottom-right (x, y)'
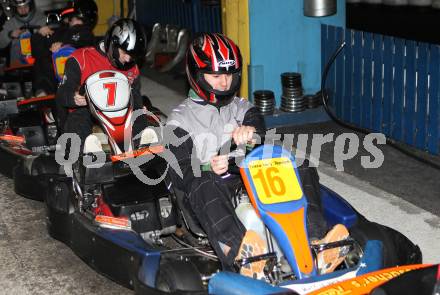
top-left (30, 0), bottom-right (97, 96)
top-left (166, 33), bottom-right (349, 277)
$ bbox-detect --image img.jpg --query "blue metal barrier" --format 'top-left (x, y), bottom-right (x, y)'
top-left (136, 0), bottom-right (221, 33)
top-left (322, 25), bottom-right (440, 155)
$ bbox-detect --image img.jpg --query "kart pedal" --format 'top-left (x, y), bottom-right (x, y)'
top-left (312, 224), bottom-right (350, 275)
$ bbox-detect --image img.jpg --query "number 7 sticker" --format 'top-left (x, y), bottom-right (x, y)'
top-left (103, 82), bottom-right (117, 107)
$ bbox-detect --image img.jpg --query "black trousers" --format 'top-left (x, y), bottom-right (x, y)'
top-left (184, 160), bottom-right (327, 270)
top-left (186, 174), bottom-right (246, 270)
top-left (30, 34), bottom-right (57, 94)
top-left (298, 161), bottom-right (328, 241)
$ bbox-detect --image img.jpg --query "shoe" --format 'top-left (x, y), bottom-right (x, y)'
top-left (139, 127), bottom-right (159, 146)
top-left (314, 224), bottom-right (350, 274)
top-left (83, 134), bottom-right (104, 154)
top-left (35, 89), bottom-right (47, 97)
top-left (236, 230), bottom-right (268, 280)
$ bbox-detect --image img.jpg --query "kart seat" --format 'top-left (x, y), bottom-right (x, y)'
top-left (102, 173), bottom-right (176, 234)
top-left (102, 172), bottom-right (169, 216)
top-left (169, 182), bottom-right (207, 238)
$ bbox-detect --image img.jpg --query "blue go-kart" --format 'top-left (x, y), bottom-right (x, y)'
top-left (41, 68), bottom-right (421, 294)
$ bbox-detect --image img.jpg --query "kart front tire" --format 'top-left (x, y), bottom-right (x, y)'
top-left (350, 220), bottom-right (422, 267)
top-left (155, 260), bottom-right (204, 293)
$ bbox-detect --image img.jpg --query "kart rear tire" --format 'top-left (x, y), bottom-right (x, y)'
top-left (350, 220), bottom-right (422, 267)
top-left (155, 260), bottom-right (204, 293)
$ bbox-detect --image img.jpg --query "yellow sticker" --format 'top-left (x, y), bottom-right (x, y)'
top-left (20, 38), bottom-right (31, 55)
top-left (248, 157), bottom-right (303, 204)
top-left (55, 56), bottom-right (69, 76)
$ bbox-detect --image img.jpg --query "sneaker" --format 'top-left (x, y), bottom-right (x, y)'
top-left (139, 127), bottom-right (159, 146)
top-left (83, 134), bottom-right (104, 154)
top-left (35, 89), bottom-right (47, 97)
top-left (314, 224), bottom-right (350, 274)
top-left (236, 230), bottom-right (268, 280)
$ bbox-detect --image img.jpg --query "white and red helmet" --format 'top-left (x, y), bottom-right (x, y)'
top-left (186, 33), bottom-right (242, 106)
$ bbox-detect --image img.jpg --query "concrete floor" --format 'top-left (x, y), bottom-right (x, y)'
top-left (0, 177), bottom-right (130, 295)
top-left (0, 71), bottom-right (439, 293)
top-left (278, 122), bottom-right (440, 217)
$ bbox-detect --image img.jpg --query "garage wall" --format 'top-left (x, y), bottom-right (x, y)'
top-left (248, 0), bottom-right (345, 105)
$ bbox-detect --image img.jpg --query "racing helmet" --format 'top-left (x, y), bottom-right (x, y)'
top-left (12, 0), bottom-right (31, 7)
top-left (70, 0), bottom-right (98, 28)
top-left (11, 0), bottom-right (35, 23)
top-left (186, 33), bottom-right (242, 106)
top-left (104, 18), bottom-right (147, 71)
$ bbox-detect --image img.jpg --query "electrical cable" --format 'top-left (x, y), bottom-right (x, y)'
top-left (321, 42), bottom-right (440, 170)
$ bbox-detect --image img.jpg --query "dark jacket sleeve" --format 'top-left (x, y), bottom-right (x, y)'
top-left (131, 76), bottom-right (144, 110)
top-left (242, 106), bottom-right (266, 135)
top-left (65, 25), bottom-right (95, 48)
top-left (50, 25), bottom-right (95, 49)
top-left (55, 57), bottom-right (81, 108)
top-left (49, 26), bottom-right (68, 44)
top-left (166, 126), bottom-right (217, 195)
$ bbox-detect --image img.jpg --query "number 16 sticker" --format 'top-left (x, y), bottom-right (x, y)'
top-left (249, 157), bottom-right (303, 205)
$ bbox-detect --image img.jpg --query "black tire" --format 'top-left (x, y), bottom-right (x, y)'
top-left (350, 219), bottom-right (422, 268)
top-left (155, 259), bottom-right (204, 293)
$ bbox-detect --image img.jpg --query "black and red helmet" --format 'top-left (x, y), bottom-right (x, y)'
top-left (186, 33), bottom-right (242, 106)
top-left (71, 0), bottom-right (98, 28)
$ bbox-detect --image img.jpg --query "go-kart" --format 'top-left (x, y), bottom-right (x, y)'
top-left (0, 45), bottom-right (76, 200)
top-left (166, 140), bottom-right (422, 294)
top-left (308, 263), bottom-right (437, 294)
top-left (44, 69), bottom-right (212, 293)
top-left (1, 12), bottom-right (71, 99)
top-left (41, 70), bottom-right (421, 294)
top-left (3, 11), bottom-right (63, 70)
top-left (1, 26), bottom-right (38, 100)
top-left (0, 47), bottom-right (162, 201)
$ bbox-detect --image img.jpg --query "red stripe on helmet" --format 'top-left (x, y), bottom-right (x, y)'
top-left (204, 35), bottom-right (218, 71)
top-left (215, 34), bottom-right (230, 61)
top-left (61, 8), bottom-right (74, 17)
top-left (191, 46), bottom-right (206, 68)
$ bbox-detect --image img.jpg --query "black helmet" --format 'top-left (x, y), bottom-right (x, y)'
top-left (186, 33), bottom-right (242, 106)
top-left (71, 0), bottom-right (98, 28)
top-left (12, 0), bottom-right (31, 6)
top-left (104, 18), bottom-right (147, 71)
top-left (12, 0), bottom-right (35, 23)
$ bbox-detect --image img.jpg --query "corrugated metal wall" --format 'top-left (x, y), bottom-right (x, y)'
top-left (322, 24), bottom-right (440, 155)
top-left (136, 0), bottom-right (222, 33)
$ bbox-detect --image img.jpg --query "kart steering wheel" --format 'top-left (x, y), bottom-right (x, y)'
top-left (19, 25), bottom-right (41, 34)
top-left (215, 132), bottom-right (265, 175)
top-left (217, 138), bottom-right (246, 175)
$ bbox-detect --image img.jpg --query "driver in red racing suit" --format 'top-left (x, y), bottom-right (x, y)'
top-left (56, 18), bottom-right (149, 146)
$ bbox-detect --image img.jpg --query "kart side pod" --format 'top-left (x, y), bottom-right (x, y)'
top-left (52, 46), bottom-right (76, 82)
top-left (19, 32), bottom-right (34, 65)
top-left (240, 145), bottom-right (316, 279)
